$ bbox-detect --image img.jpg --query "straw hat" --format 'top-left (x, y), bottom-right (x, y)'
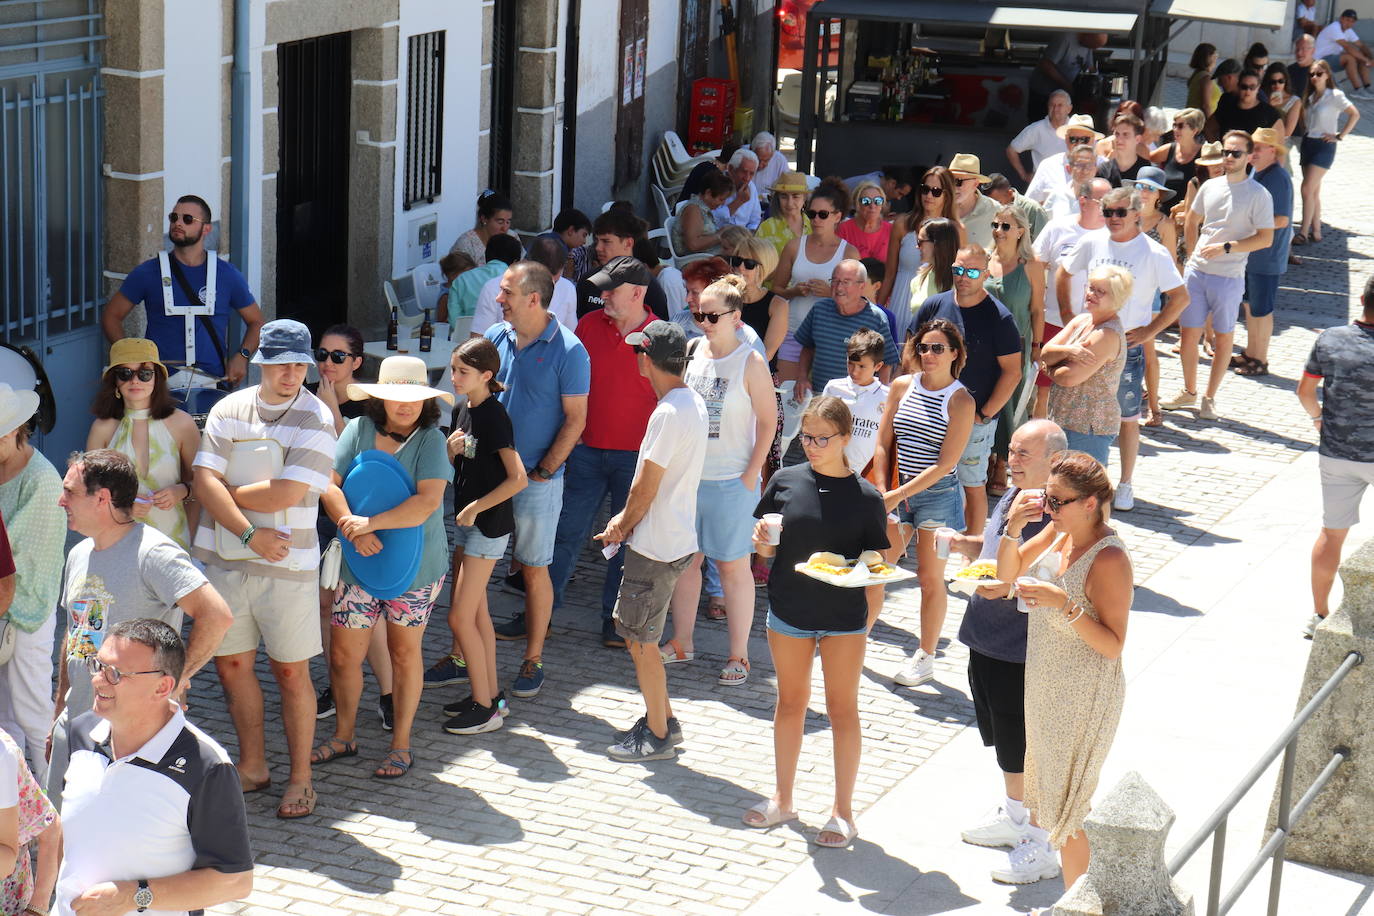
top-left (1250, 127), bottom-right (1287, 154)
top-left (347, 356), bottom-right (455, 405)
top-left (769, 170), bottom-right (810, 194)
top-left (1195, 141), bottom-right (1225, 166)
top-left (104, 338), bottom-right (167, 376)
top-left (0, 383), bottom-right (39, 439)
top-left (947, 153), bottom-right (990, 183)
top-left (1056, 114), bottom-right (1103, 141)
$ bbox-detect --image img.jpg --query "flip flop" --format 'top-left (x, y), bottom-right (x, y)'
top-left (276, 783), bottom-right (317, 820)
top-left (718, 657), bottom-right (750, 686)
top-left (373, 748), bottom-right (413, 780)
top-left (659, 638), bottom-right (694, 665)
top-left (743, 799), bottom-right (798, 829)
top-left (310, 737), bottom-right (357, 766)
top-left (815, 815), bottom-right (858, 848)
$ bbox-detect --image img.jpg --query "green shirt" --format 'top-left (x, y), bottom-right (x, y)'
top-left (0, 449), bottom-right (65, 633)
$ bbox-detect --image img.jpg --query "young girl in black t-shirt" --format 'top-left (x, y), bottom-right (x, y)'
top-left (441, 338), bottom-right (527, 735)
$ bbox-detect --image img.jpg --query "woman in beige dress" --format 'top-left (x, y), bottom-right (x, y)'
top-left (994, 451), bottom-right (1133, 891)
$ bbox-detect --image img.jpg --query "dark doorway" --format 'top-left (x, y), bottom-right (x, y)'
top-left (489, 0), bottom-right (517, 195)
top-left (277, 32), bottom-right (351, 340)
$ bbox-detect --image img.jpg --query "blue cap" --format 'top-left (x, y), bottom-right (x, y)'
top-left (252, 319), bottom-right (314, 365)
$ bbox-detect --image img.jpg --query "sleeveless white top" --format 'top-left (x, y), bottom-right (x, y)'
top-left (685, 338), bottom-right (757, 480)
top-left (786, 237), bottom-right (850, 335)
top-left (892, 372), bottom-right (964, 485)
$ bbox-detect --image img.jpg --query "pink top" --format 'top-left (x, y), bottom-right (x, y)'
top-left (837, 218), bottom-right (893, 262)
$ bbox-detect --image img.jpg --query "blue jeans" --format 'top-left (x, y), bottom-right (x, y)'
top-left (549, 444), bottom-right (639, 621)
top-left (1065, 428), bottom-right (1115, 465)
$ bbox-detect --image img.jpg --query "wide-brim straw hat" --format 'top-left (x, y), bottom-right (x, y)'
top-left (769, 170), bottom-right (810, 194)
top-left (947, 153), bottom-right (990, 184)
top-left (104, 337), bottom-right (168, 376)
top-left (1250, 126), bottom-right (1287, 154)
top-left (1056, 114), bottom-right (1104, 141)
top-left (0, 383), bottom-right (39, 439)
top-left (1195, 141), bottom-right (1225, 166)
top-left (347, 355), bottom-right (455, 405)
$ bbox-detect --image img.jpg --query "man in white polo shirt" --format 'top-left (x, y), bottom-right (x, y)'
top-left (1006, 90), bottom-right (1073, 183)
top-left (55, 619), bottom-right (253, 916)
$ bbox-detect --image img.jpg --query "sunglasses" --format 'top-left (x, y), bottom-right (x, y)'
top-left (951, 265), bottom-right (984, 279)
top-left (920, 185), bottom-right (944, 197)
top-left (859, 195), bottom-right (886, 207)
top-left (315, 348), bottom-right (354, 364)
top-left (167, 212), bottom-right (204, 226)
top-left (915, 342), bottom-right (952, 355)
top-left (691, 308), bottom-right (737, 324)
top-left (1102, 207), bottom-right (1131, 218)
top-left (991, 221), bottom-right (1015, 233)
top-left (799, 433), bottom-right (836, 447)
top-left (726, 255), bottom-right (761, 271)
top-left (631, 345), bottom-right (649, 356)
top-left (1045, 493), bottom-right (1083, 513)
top-left (1222, 148), bottom-right (1247, 159)
top-left (86, 656), bottom-right (165, 685)
top-left (1268, 78), bottom-right (1287, 85)
top-left (1240, 83), bottom-right (1260, 91)
top-left (954, 177), bottom-right (975, 186)
top-left (804, 208), bottom-right (836, 220)
top-left (1067, 135), bottom-right (1093, 145)
top-left (112, 367), bottom-right (156, 383)
top-left (916, 236), bottom-right (932, 244)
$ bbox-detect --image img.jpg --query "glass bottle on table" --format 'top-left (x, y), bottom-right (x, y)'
top-left (419, 309), bottom-right (433, 352)
top-left (387, 306), bottom-right (399, 351)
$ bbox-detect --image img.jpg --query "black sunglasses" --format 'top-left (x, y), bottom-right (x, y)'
top-left (859, 195), bottom-right (886, 207)
top-left (804, 208), bottom-right (836, 220)
top-left (112, 367), bottom-right (156, 383)
top-left (1045, 493), bottom-right (1083, 513)
top-left (1222, 148), bottom-right (1247, 158)
top-left (991, 221), bottom-right (1015, 233)
top-left (1240, 83), bottom-right (1260, 91)
top-left (1067, 135), bottom-right (1093, 145)
top-left (915, 342), bottom-right (952, 355)
top-left (168, 212), bottom-right (203, 226)
top-left (691, 308), bottom-right (737, 324)
top-left (1102, 207), bottom-right (1131, 218)
top-left (954, 177), bottom-right (975, 186)
top-left (920, 185), bottom-right (944, 197)
top-left (315, 348), bottom-right (353, 364)
top-left (726, 255), bottom-right (761, 271)
top-left (1268, 78), bottom-right (1287, 85)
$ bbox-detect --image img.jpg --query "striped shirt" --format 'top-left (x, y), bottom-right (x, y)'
top-left (793, 299), bottom-right (900, 394)
top-left (192, 386), bottom-right (337, 582)
top-left (892, 373), bottom-right (964, 484)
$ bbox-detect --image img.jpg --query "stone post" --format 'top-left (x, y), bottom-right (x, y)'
top-left (1269, 537), bottom-right (1373, 874)
top-left (1050, 771), bottom-right (1195, 916)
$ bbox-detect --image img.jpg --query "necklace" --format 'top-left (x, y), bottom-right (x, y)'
top-left (255, 387), bottom-right (302, 424)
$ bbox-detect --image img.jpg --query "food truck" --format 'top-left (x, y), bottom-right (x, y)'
top-left (794, 0), bottom-right (1289, 178)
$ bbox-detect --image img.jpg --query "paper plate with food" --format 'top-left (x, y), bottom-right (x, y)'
top-left (946, 560), bottom-right (1006, 595)
top-left (795, 550), bottom-right (915, 587)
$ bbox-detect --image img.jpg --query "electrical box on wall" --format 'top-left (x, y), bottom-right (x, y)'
top-left (407, 215), bottom-right (438, 270)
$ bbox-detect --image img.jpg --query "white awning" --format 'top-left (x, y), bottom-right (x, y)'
top-left (807, 0), bottom-right (1139, 35)
top-left (1150, 0), bottom-right (1288, 31)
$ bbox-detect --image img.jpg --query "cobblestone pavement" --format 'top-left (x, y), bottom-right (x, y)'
top-left (193, 79), bottom-right (1374, 916)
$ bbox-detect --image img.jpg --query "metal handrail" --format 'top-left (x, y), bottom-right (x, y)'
top-left (1168, 649), bottom-right (1363, 916)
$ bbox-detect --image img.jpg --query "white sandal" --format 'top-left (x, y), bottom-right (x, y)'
top-left (815, 815), bottom-right (858, 847)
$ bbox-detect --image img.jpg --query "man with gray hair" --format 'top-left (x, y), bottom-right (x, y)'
top-left (952, 419), bottom-right (1065, 875)
top-left (1056, 186), bottom-right (1188, 510)
top-left (711, 148), bottom-right (762, 230)
top-left (750, 130), bottom-right (789, 195)
top-left (793, 259), bottom-right (899, 402)
top-left (1006, 89), bottom-right (1072, 183)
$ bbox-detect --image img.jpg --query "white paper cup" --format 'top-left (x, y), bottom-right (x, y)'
top-left (761, 513), bottom-right (784, 546)
top-left (1024, 488), bottom-right (1045, 522)
top-left (934, 527), bottom-right (956, 559)
top-left (1015, 576), bottom-right (1040, 613)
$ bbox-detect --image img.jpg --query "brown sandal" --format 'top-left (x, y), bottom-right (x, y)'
top-left (276, 783), bottom-right (317, 819)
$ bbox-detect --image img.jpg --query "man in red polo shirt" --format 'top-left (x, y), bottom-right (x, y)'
top-left (549, 256), bottom-right (661, 647)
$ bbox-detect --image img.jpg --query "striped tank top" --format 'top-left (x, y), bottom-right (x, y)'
top-left (892, 372), bottom-right (964, 484)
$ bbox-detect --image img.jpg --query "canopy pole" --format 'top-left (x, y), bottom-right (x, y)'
top-left (799, 10), bottom-right (820, 173)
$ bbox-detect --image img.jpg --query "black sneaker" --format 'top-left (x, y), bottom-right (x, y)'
top-left (377, 693), bottom-right (394, 731)
top-left (614, 715), bottom-right (683, 747)
top-left (504, 571), bottom-right (527, 593)
top-left (316, 686), bottom-right (335, 719)
top-left (443, 691), bottom-right (509, 717)
top-left (443, 701), bottom-right (503, 735)
top-left (601, 619), bottom-right (626, 649)
top-left (607, 722), bottom-right (675, 761)
top-left (494, 613), bottom-right (528, 640)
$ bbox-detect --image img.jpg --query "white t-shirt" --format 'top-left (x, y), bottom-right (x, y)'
top-left (1315, 21), bottom-right (1359, 59)
top-left (1059, 227), bottom-right (1183, 331)
top-left (1187, 176), bottom-right (1275, 279)
top-left (627, 386), bottom-right (708, 563)
top-left (822, 375), bottom-right (889, 472)
top-left (1296, 2), bottom-right (1316, 24)
top-left (1025, 152), bottom-right (1071, 207)
top-left (754, 152), bottom-right (790, 194)
top-left (472, 275), bottom-right (578, 336)
top-left (1010, 118), bottom-right (1066, 169)
top-left (1034, 216), bottom-right (1091, 323)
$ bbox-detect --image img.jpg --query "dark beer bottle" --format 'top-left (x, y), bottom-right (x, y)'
top-left (419, 309), bottom-right (433, 352)
top-left (387, 307), bottom-right (399, 350)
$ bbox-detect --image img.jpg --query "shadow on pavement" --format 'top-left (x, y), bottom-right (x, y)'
top-left (1131, 585), bottom-right (1201, 618)
top-left (802, 837), bottom-right (977, 913)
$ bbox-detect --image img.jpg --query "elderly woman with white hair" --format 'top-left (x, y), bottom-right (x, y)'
top-left (1041, 265), bottom-right (1132, 464)
top-left (751, 130), bottom-right (789, 193)
top-left (712, 148), bottom-right (763, 231)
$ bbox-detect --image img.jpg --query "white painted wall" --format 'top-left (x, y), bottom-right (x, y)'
top-left (646, 0), bottom-right (680, 73)
top-left (162, 0), bottom-right (225, 237)
top-left (577, 0), bottom-right (620, 117)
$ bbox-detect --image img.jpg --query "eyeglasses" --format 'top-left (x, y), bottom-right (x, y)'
top-left (951, 265), bottom-right (984, 279)
top-left (1222, 148), bottom-right (1247, 159)
top-left (915, 342), bottom-right (952, 355)
top-left (991, 221), bottom-right (1015, 233)
top-left (315, 348), bottom-right (353, 364)
top-left (112, 367), bottom-right (156, 383)
top-left (85, 656), bottom-right (165, 685)
top-left (799, 433), bottom-right (836, 447)
top-left (1045, 493), bottom-right (1083, 513)
top-left (1102, 207), bottom-right (1131, 218)
top-left (690, 308), bottom-right (736, 324)
top-left (859, 195), bottom-right (886, 207)
top-left (1067, 135), bottom-right (1093, 146)
top-left (804, 208), bottom-right (836, 220)
top-left (920, 185), bottom-right (944, 197)
top-left (168, 212), bottom-right (204, 226)
top-left (726, 255), bottom-right (761, 270)
top-left (916, 236), bottom-right (932, 244)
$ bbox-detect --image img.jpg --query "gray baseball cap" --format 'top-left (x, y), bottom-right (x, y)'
top-left (625, 320), bottom-right (688, 370)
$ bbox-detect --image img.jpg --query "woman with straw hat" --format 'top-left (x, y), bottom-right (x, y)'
top-left (314, 355), bottom-right (455, 779)
top-left (87, 338), bottom-right (201, 549)
top-left (757, 171), bottom-right (813, 256)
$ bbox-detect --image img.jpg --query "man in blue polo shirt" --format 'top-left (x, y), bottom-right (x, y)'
top-left (102, 194), bottom-right (263, 387)
top-left (424, 262), bottom-right (589, 699)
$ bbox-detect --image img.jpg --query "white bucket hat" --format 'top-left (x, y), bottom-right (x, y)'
top-left (0, 383), bottom-right (40, 439)
top-left (347, 355), bottom-right (455, 405)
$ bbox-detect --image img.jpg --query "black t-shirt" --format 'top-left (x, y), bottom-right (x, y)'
top-left (1159, 145), bottom-right (1199, 207)
top-left (1287, 63), bottom-right (1311, 138)
top-left (740, 291), bottom-right (778, 372)
top-left (754, 464), bottom-right (889, 632)
top-left (450, 397), bottom-right (516, 538)
top-left (1214, 94), bottom-right (1281, 136)
top-left (675, 160), bottom-right (721, 208)
top-left (1096, 154), bottom-right (1147, 187)
top-left (957, 488), bottom-right (1052, 664)
top-left (576, 275), bottom-right (670, 321)
top-left (306, 382), bottom-right (366, 420)
top-left (911, 291), bottom-right (1024, 413)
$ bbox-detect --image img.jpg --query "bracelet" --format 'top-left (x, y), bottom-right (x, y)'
top-left (1065, 603), bottom-right (1086, 624)
top-left (238, 524), bottom-right (257, 548)
top-left (24, 906), bottom-right (48, 916)
top-left (1001, 531), bottom-right (1021, 542)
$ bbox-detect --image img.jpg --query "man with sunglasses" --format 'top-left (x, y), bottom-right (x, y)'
top-left (1207, 70), bottom-right (1283, 140)
top-left (1026, 116), bottom-right (1102, 217)
top-left (1006, 91), bottom-right (1073, 184)
top-left (49, 450), bottom-right (233, 809)
top-left (102, 195), bottom-right (264, 389)
top-left (949, 154), bottom-right (1002, 250)
top-left (1167, 130), bottom-right (1274, 422)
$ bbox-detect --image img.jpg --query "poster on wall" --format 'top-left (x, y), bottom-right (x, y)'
top-left (623, 42), bottom-right (634, 104)
top-left (634, 37), bottom-right (646, 100)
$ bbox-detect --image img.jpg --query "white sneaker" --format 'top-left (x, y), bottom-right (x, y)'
top-left (1304, 613), bottom-right (1325, 639)
top-left (894, 648), bottom-right (935, 686)
top-left (962, 807), bottom-right (1031, 848)
top-left (1199, 396), bottom-right (1218, 421)
top-left (991, 837), bottom-right (1061, 885)
top-left (1113, 481), bottom-right (1135, 512)
top-left (1160, 388), bottom-right (1197, 411)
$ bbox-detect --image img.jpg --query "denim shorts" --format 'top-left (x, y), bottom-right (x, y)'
top-left (956, 418), bottom-right (998, 487)
top-left (1182, 267), bottom-right (1244, 335)
top-left (1065, 429), bottom-right (1115, 465)
top-left (897, 477), bottom-right (965, 531)
top-left (455, 524), bottom-right (510, 561)
top-left (512, 475), bottom-right (564, 567)
top-left (1116, 343), bottom-right (1145, 422)
top-left (766, 609), bottom-right (867, 640)
top-left (1244, 272), bottom-right (1279, 318)
top-left (696, 477), bottom-right (757, 562)
top-left (1300, 135), bottom-right (1337, 170)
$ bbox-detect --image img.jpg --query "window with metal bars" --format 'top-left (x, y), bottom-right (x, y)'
top-left (403, 31), bottom-right (445, 209)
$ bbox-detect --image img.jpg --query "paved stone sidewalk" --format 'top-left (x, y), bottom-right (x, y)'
top-left (192, 79), bottom-right (1374, 915)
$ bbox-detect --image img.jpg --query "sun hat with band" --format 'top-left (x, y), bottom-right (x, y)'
top-left (769, 170), bottom-right (811, 194)
top-left (347, 355), bottom-right (455, 405)
top-left (1195, 141), bottom-right (1225, 167)
top-left (947, 153), bottom-right (990, 184)
top-left (1056, 114), bottom-right (1103, 141)
top-left (251, 318), bottom-right (314, 365)
top-left (1250, 126), bottom-right (1287, 155)
top-left (104, 338), bottom-right (167, 376)
top-left (0, 383), bottom-right (39, 440)
top-left (1122, 166), bottom-right (1177, 203)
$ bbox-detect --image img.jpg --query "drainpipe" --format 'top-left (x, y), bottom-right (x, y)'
top-left (229, 0), bottom-right (251, 331)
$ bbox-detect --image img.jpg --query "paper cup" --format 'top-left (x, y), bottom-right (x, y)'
top-left (934, 527), bottom-right (956, 559)
top-left (761, 513), bottom-right (784, 546)
top-left (1024, 488), bottom-right (1045, 522)
top-left (1015, 576), bottom-right (1040, 613)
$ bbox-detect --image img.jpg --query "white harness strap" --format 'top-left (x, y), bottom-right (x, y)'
top-left (159, 251), bottom-right (217, 369)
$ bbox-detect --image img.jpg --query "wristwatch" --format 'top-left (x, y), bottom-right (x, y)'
top-left (238, 346), bottom-right (251, 359)
top-left (1223, 242), bottom-right (1232, 255)
top-left (134, 880), bottom-right (153, 912)
top-left (531, 466), bottom-right (554, 481)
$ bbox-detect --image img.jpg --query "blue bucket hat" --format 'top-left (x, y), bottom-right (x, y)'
top-left (1123, 166), bottom-right (1176, 203)
top-left (252, 319), bottom-right (314, 365)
